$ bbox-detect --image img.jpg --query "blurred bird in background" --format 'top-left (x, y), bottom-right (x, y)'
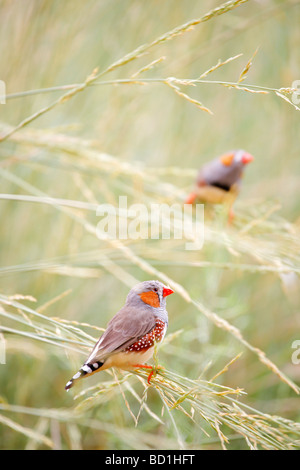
top-left (185, 149), bottom-right (254, 221)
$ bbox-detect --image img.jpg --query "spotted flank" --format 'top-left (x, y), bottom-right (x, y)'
top-left (65, 360), bottom-right (104, 391)
top-left (125, 319), bottom-right (167, 354)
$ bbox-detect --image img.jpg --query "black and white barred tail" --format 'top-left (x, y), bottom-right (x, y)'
top-left (65, 360), bottom-right (104, 391)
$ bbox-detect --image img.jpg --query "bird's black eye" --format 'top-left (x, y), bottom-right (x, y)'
top-left (153, 287), bottom-right (158, 292)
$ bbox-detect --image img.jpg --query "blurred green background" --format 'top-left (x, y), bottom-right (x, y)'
top-left (0, 0), bottom-right (299, 450)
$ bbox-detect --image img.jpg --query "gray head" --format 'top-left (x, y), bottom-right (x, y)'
top-left (200, 149), bottom-right (254, 189)
top-left (126, 280), bottom-right (174, 312)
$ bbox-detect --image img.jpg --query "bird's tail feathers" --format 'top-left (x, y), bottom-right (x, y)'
top-left (65, 360), bottom-right (104, 391)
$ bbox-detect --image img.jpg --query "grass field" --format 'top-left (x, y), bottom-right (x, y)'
top-left (0, 0), bottom-right (300, 450)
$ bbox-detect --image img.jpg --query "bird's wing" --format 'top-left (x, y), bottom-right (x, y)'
top-left (85, 306), bottom-right (156, 364)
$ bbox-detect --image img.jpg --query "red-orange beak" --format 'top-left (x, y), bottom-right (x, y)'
top-left (163, 287), bottom-right (174, 297)
top-left (241, 152), bottom-right (254, 165)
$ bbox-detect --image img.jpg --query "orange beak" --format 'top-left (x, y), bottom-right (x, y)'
top-left (241, 152), bottom-right (254, 165)
top-left (163, 287), bottom-right (174, 297)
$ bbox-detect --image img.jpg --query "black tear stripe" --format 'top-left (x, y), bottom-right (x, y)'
top-left (210, 181), bottom-right (231, 192)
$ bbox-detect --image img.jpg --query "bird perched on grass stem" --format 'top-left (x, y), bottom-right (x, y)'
top-left (185, 149), bottom-right (254, 221)
top-left (65, 280), bottom-right (174, 390)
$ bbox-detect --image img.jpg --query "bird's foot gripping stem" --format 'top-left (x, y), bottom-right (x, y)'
top-left (133, 364), bottom-right (164, 384)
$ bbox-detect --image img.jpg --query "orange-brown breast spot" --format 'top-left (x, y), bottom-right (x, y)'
top-left (139, 291), bottom-right (160, 308)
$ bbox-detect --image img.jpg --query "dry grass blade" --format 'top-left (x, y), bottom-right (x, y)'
top-left (96, 0), bottom-right (250, 79)
top-left (275, 91), bottom-right (300, 111)
top-left (199, 54), bottom-right (243, 78)
top-left (0, 413), bottom-right (54, 449)
top-left (209, 353), bottom-right (243, 382)
top-left (131, 56), bottom-right (166, 78)
top-left (238, 47), bottom-right (259, 83)
top-left (0, 0), bottom-right (249, 143)
top-left (166, 80), bottom-right (213, 114)
top-left (225, 84), bottom-right (269, 94)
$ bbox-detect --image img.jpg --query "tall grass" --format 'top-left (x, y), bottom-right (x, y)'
top-left (0, 0), bottom-right (300, 450)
